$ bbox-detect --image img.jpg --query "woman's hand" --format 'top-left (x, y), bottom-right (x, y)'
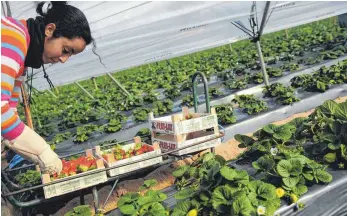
top-left (4, 125), bottom-right (62, 174)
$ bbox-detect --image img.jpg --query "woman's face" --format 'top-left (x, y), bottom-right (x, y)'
top-left (42, 23), bottom-right (86, 64)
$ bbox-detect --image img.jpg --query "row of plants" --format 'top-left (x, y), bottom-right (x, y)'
top-left (116, 99), bottom-right (346, 216)
top-left (44, 58), bottom-right (346, 146)
top-left (18, 19), bottom-right (347, 148)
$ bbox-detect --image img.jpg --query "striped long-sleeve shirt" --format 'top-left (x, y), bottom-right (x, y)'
top-left (1, 17), bottom-right (30, 140)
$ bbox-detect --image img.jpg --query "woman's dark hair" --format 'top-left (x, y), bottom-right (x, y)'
top-left (36, 1), bottom-right (104, 65)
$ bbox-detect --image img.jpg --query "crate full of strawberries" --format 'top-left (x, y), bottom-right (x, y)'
top-left (95, 137), bottom-right (162, 177)
top-left (41, 149), bottom-right (107, 199)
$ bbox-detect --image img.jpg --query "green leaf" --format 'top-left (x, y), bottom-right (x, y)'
top-left (212, 185), bottom-right (234, 213)
top-left (328, 142), bottom-right (341, 150)
top-left (334, 101), bottom-right (347, 121)
top-left (276, 160), bottom-right (292, 177)
top-left (220, 166), bottom-right (237, 181)
top-left (199, 191), bottom-right (210, 201)
top-left (263, 124), bottom-right (296, 141)
top-left (320, 100), bottom-right (338, 115)
top-left (215, 155), bottom-right (227, 166)
top-left (324, 152), bottom-right (337, 163)
top-left (171, 201), bottom-right (190, 216)
top-left (202, 152), bottom-right (215, 162)
top-left (234, 134), bottom-right (255, 147)
top-left (231, 194), bottom-right (255, 216)
top-left (289, 159), bottom-right (303, 176)
top-left (233, 170), bottom-right (250, 185)
top-left (316, 170), bottom-right (333, 183)
top-left (292, 184), bottom-right (308, 196)
top-left (174, 187), bottom-right (195, 200)
top-left (283, 176), bottom-right (300, 188)
top-left (252, 156), bottom-right (275, 171)
top-left (119, 204), bottom-right (137, 215)
top-left (142, 179), bottom-right (158, 188)
top-left (303, 173), bottom-right (314, 181)
top-left (148, 202), bottom-right (167, 216)
top-left (118, 192), bottom-right (140, 207)
top-left (247, 180), bottom-right (277, 201)
top-left (172, 165), bottom-right (189, 178)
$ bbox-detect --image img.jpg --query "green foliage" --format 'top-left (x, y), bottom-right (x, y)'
top-left (263, 83), bottom-right (300, 105)
top-left (73, 124), bottom-right (100, 143)
top-left (15, 170), bottom-right (41, 186)
top-left (153, 99), bottom-right (174, 116)
top-left (64, 205), bottom-right (92, 216)
top-left (181, 95), bottom-right (195, 107)
top-left (214, 104), bottom-right (237, 125)
top-left (164, 86), bottom-right (182, 100)
top-left (232, 94), bottom-right (268, 115)
top-left (133, 108), bottom-right (152, 122)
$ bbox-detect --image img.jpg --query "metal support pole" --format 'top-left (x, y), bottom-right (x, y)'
top-left (92, 186), bottom-right (99, 214)
top-left (255, 40), bottom-right (269, 86)
top-left (192, 72), bottom-right (210, 113)
top-left (106, 73), bottom-right (132, 98)
top-left (74, 81), bottom-right (94, 99)
top-left (101, 178), bottom-right (119, 211)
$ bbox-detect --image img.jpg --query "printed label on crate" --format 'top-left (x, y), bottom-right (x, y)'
top-left (158, 140), bottom-right (177, 151)
top-left (43, 171), bottom-right (107, 199)
top-left (151, 121), bottom-right (174, 133)
top-left (176, 115), bottom-right (218, 134)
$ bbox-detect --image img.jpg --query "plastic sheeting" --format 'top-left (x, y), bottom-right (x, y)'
top-left (3, 1), bottom-right (347, 90)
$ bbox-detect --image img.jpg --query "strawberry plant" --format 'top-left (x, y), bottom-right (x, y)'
top-left (280, 63), bottom-right (300, 72)
top-left (64, 205), bottom-right (92, 216)
top-left (15, 170), bottom-right (41, 186)
top-left (224, 78), bottom-right (248, 90)
top-left (232, 94), bottom-right (268, 115)
top-left (74, 124), bottom-right (100, 143)
top-left (263, 83), bottom-right (300, 105)
top-left (181, 95), bottom-right (195, 107)
top-left (249, 72), bottom-right (264, 84)
top-left (171, 153), bottom-right (281, 216)
top-left (266, 67), bottom-right (283, 78)
top-left (300, 100), bottom-right (347, 169)
top-left (153, 99), bottom-right (174, 116)
top-left (215, 104), bottom-right (237, 125)
top-left (103, 119), bottom-right (122, 133)
top-left (143, 91), bottom-right (159, 103)
top-left (208, 87), bottom-right (223, 98)
top-left (164, 86), bottom-right (182, 100)
top-left (117, 179), bottom-right (169, 216)
top-left (133, 108), bottom-right (152, 122)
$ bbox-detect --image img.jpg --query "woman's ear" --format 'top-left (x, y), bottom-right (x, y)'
top-left (45, 23), bottom-right (56, 38)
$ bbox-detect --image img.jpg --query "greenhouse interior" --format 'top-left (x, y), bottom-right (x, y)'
top-left (1, 1), bottom-right (347, 216)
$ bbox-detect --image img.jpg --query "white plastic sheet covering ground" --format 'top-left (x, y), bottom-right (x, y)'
top-left (3, 1), bottom-right (347, 90)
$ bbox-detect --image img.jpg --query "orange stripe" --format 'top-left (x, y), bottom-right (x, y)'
top-left (1, 103), bottom-right (10, 114)
top-left (2, 35), bottom-right (26, 53)
top-left (1, 115), bottom-right (18, 129)
top-left (12, 92), bottom-right (20, 97)
top-left (2, 29), bottom-right (26, 45)
top-left (1, 65), bottom-right (17, 77)
top-left (1, 83), bottom-right (13, 92)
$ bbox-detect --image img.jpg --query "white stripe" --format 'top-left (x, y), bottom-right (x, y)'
top-left (1, 101), bottom-right (9, 107)
top-left (1, 56), bottom-right (20, 73)
top-left (1, 17), bottom-right (26, 36)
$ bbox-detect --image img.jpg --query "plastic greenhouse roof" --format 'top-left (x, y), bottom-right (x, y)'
top-left (3, 1), bottom-right (347, 90)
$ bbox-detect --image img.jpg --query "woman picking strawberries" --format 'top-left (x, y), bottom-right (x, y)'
top-left (1, 1), bottom-right (97, 174)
